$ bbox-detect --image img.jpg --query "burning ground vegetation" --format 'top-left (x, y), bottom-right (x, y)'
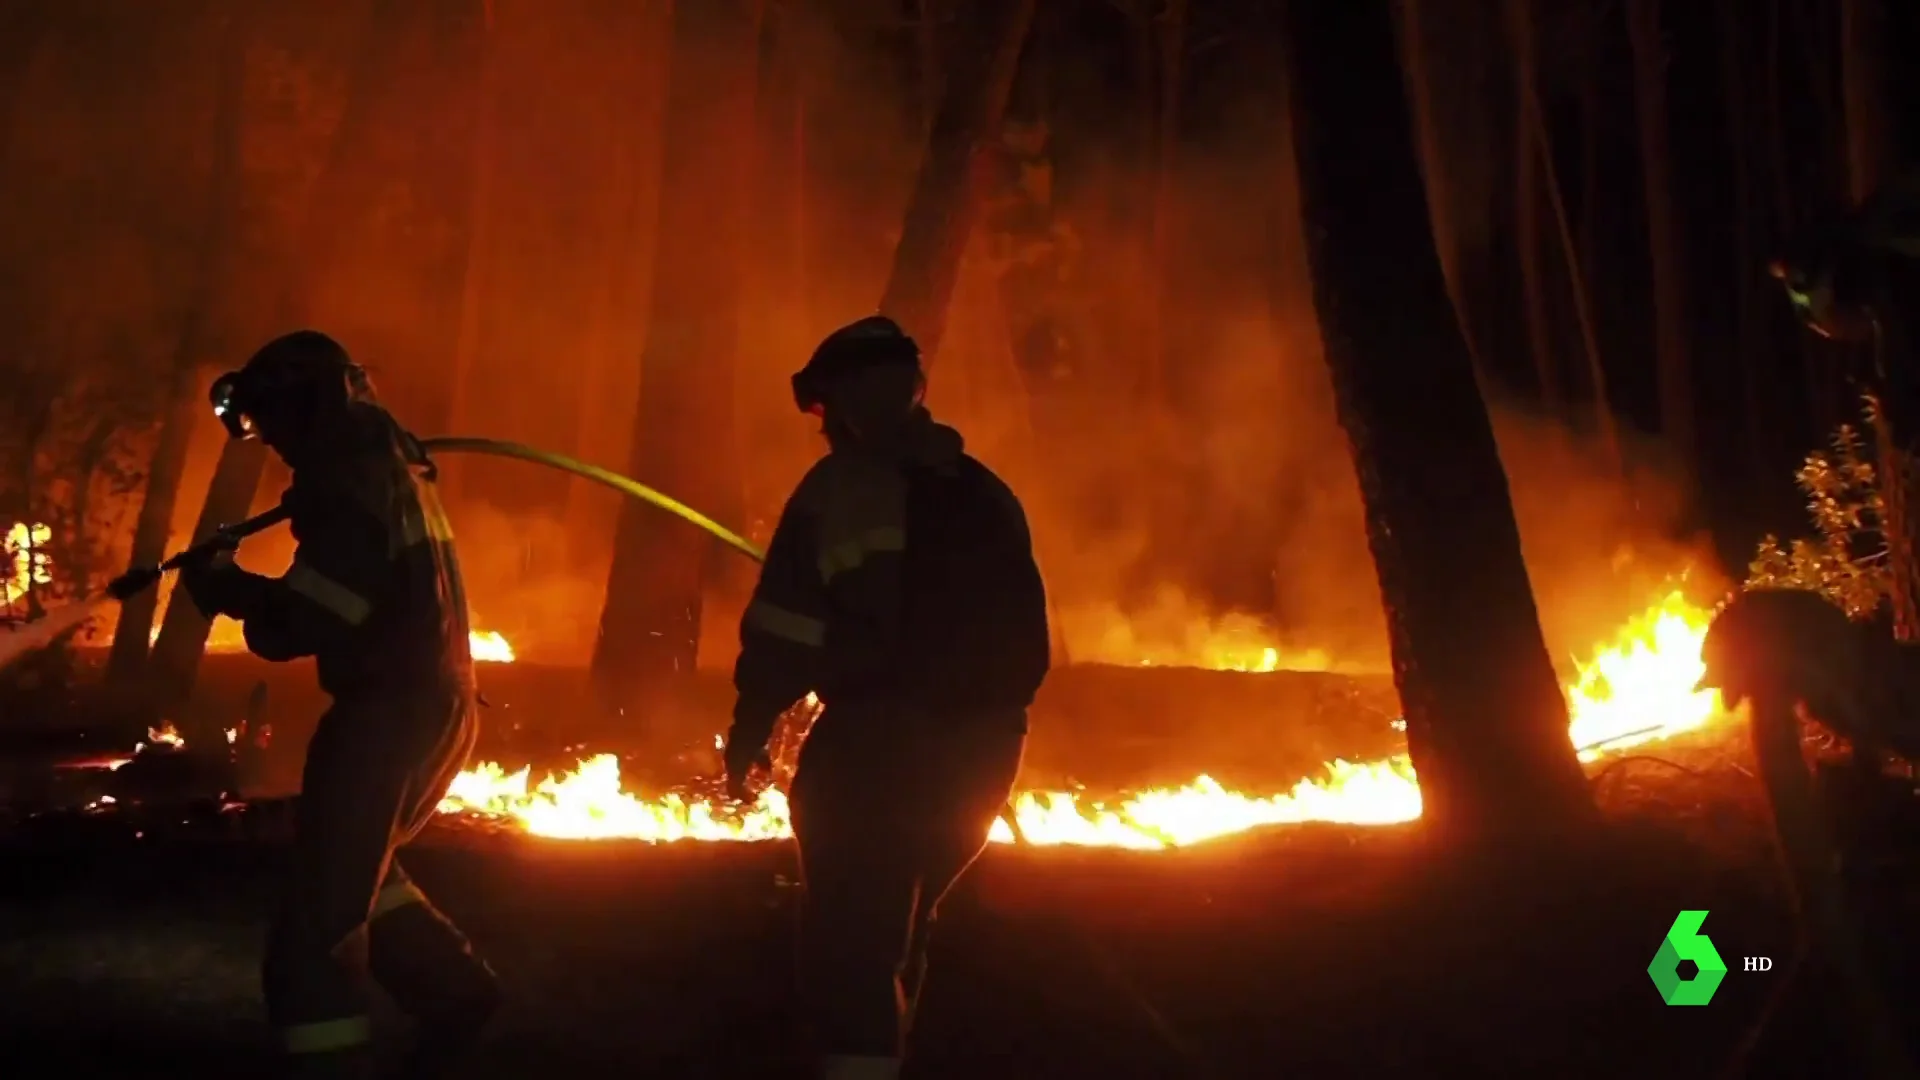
top-left (9, 519), bottom-right (1737, 850)
top-left (423, 590), bottom-right (1728, 846)
top-left (161, 588), bottom-right (1718, 847)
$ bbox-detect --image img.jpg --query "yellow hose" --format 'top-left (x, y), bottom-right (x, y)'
top-left (418, 437), bottom-right (765, 562)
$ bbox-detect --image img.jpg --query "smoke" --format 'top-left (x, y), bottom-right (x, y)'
top-left (442, 502), bottom-right (610, 664)
top-left (3, 3), bottom-right (1721, 682)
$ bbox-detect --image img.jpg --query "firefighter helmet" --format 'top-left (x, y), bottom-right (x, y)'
top-left (791, 316), bottom-right (922, 415)
top-left (210, 330), bottom-right (373, 440)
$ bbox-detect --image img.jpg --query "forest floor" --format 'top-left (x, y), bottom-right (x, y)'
top-left (0, 738), bottom-right (1885, 1080)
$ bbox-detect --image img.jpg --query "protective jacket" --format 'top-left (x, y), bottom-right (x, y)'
top-left (233, 402), bottom-right (492, 1072)
top-left (237, 402), bottom-right (475, 702)
top-left (731, 410), bottom-right (1050, 742)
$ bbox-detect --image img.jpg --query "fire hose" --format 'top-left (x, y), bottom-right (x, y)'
top-left (105, 435), bottom-right (763, 602)
top-left (94, 435), bottom-right (1196, 1062)
top-left (86, 435), bottom-right (1216, 1073)
top-left (95, 436), bottom-right (1048, 840)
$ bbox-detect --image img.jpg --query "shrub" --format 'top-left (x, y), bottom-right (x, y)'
top-left (1746, 395), bottom-right (1896, 621)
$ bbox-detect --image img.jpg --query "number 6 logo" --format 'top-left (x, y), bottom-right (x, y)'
top-left (1647, 909), bottom-right (1729, 1005)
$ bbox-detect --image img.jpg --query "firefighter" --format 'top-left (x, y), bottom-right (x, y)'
top-left (723, 316), bottom-right (1053, 1080)
top-left (179, 330), bottom-right (498, 1079)
top-left (1773, 173), bottom-right (1920, 635)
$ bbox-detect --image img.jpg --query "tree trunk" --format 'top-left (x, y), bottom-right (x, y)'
top-left (439, 0), bottom-right (497, 503)
top-left (591, 0), bottom-right (761, 718)
top-left (1508, 0), bottom-right (1562, 418)
top-left (1626, 0), bottom-right (1696, 491)
top-left (877, 0), bottom-right (1037, 361)
top-left (1143, 0), bottom-right (1184, 409)
top-left (1839, 0), bottom-right (1917, 640)
top-left (914, 0), bottom-right (943, 135)
top-left (0, 3), bottom-right (51, 163)
top-left (1281, 0), bottom-right (1595, 840)
top-left (1534, 84), bottom-right (1622, 474)
top-left (1715, 0), bottom-right (1772, 486)
top-left (1841, 0), bottom-right (1888, 206)
top-left (107, 8), bottom-right (251, 688)
top-left (147, 0), bottom-right (408, 733)
top-left (1392, 0), bottom-right (1518, 387)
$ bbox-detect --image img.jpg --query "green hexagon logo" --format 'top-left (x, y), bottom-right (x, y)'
top-left (1648, 909), bottom-right (1728, 1005)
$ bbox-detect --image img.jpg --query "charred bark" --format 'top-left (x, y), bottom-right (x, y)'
top-left (591, 0), bottom-right (761, 717)
top-left (107, 7), bottom-right (251, 688)
top-left (1282, 0), bottom-right (1595, 839)
top-left (147, 0), bottom-right (410, 731)
top-left (1626, 0), bottom-right (1697, 492)
top-left (877, 0), bottom-right (1037, 361)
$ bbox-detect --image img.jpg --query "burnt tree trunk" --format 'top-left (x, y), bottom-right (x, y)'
top-left (877, 0), bottom-right (1037, 360)
top-left (591, 0), bottom-right (761, 717)
top-left (1626, 0), bottom-right (1696, 492)
top-left (147, 0), bottom-right (411, 734)
top-left (107, 8), bottom-right (251, 688)
top-left (1282, 0), bottom-right (1595, 839)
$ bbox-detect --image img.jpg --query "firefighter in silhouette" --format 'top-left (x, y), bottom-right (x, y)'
top-left (723, 316), bottom-right (1052, 1080)
top-left (1773, 172), bottom-right (1920, 635)
top-left (180, 330), bottom-right (497, 1079)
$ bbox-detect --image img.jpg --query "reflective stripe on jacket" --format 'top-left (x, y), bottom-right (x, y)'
top-left (733, 432), bottom-right (1051, 735)
top-left (734, 452), bottom-right (908, 727)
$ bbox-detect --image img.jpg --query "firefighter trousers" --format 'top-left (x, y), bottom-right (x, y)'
top-left (263, 690), bottom-right (494, 1065)
top-left (789, 710), bottom-right (1027, 1062)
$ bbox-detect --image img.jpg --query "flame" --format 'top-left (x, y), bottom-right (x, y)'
top-left (438, 590), bottom-right (1728, 847)
top-left (468, 629), bottom-right (515, 663)
top-left (194, 620), bottom-right (515, 663)
top-left (4, 522), bottom-right (52, 604)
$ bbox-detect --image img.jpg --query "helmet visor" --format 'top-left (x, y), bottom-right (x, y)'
top-left (209, 372), bottom-right (258, 440)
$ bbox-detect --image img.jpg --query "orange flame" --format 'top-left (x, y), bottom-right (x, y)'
top-left (3, 522), bottom-right (52, 604)
top-left (437, 590), bottom-right (1730, 846)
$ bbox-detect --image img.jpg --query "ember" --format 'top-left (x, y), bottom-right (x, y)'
top-left (436, 589), bottom-right (1730, 847)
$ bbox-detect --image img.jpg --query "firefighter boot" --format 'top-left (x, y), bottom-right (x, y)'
top-left (367, 902), bottom-right (501, 1078)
